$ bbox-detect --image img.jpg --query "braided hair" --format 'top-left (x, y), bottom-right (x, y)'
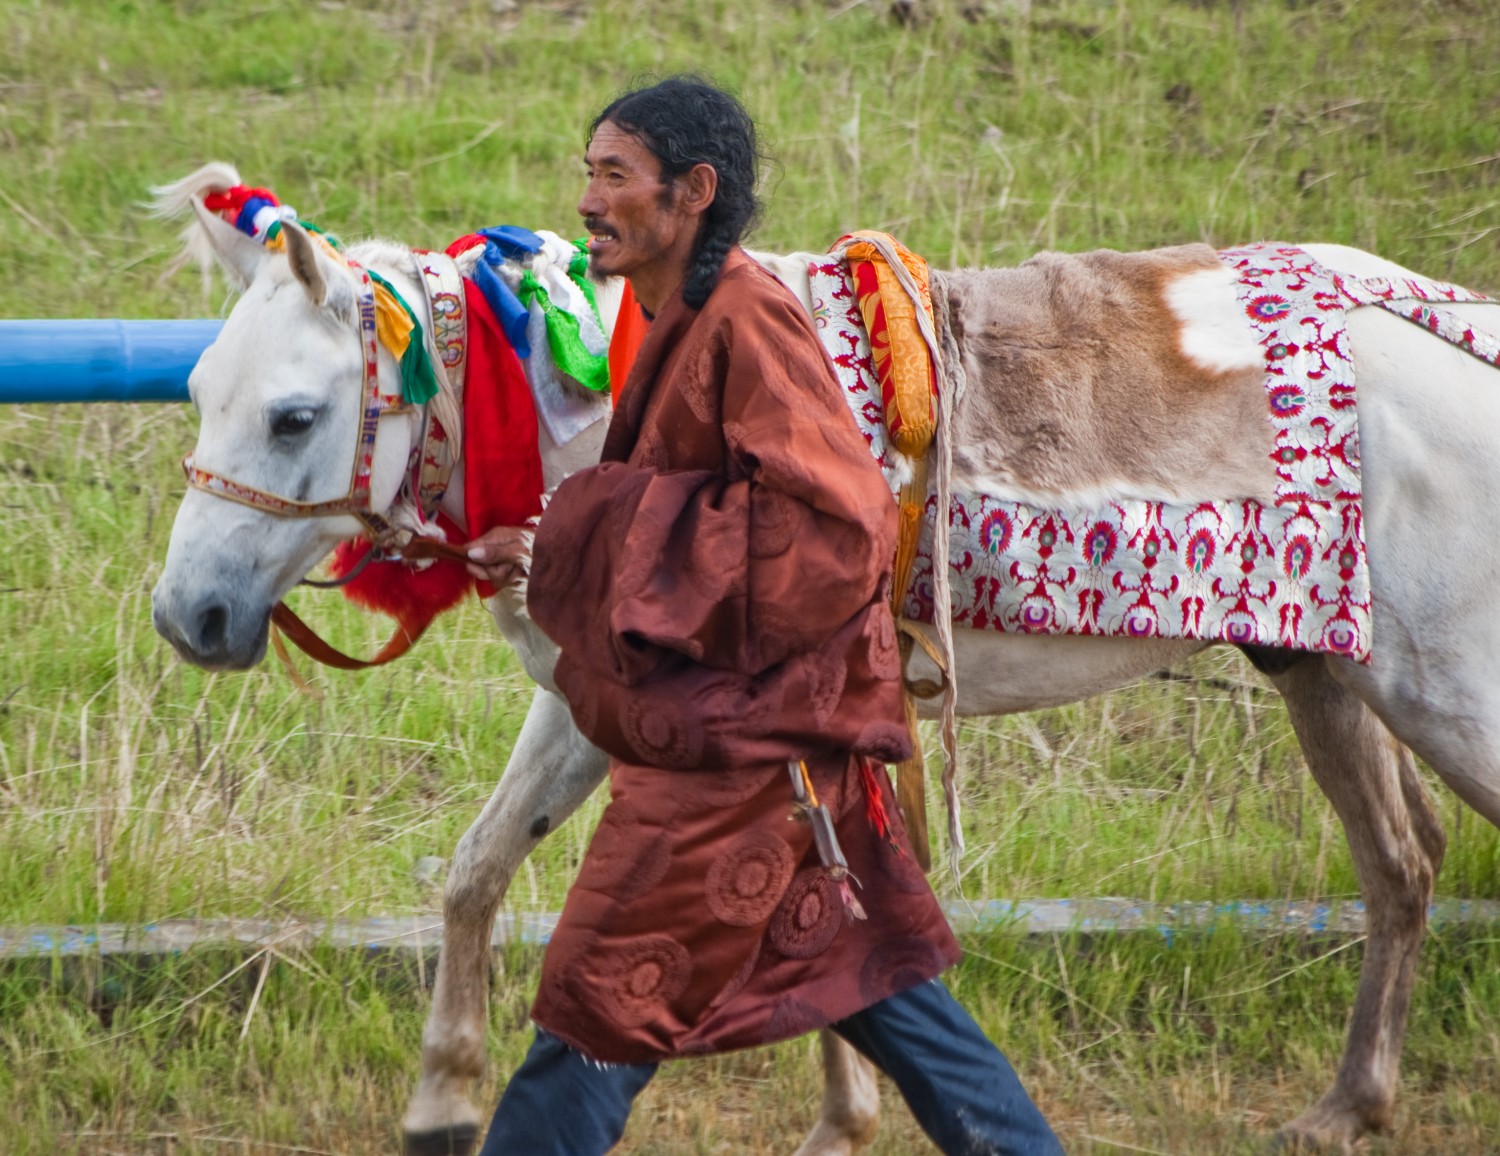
top-left (591, 75), bottom-right (764, 309)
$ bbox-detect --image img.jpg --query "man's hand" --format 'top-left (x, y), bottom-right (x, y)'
top-left (465, 525), bottom-right (531, 588)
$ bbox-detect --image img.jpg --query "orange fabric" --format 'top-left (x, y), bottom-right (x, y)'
top-left (608, 280), bottom-right (650, 405)
top-left (844, 234), bottom-right (937, 458)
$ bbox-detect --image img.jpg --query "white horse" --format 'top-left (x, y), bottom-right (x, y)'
top-left (149, 163), bottom-right (1500, 1156)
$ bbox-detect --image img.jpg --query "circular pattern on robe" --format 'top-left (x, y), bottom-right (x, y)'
top-left (706, 832), bottom-right (796, 927)
top-left (682, 342), bottom-right (724, 424)
top-left (868, 609), bottom-right (902, 681)
top-left (576, 829), bottom-right (674, 905)
top-left (588, 934), bottom-right (692, 1029)
top-left (721, 674), bottom-right (788, 743)
top-left (760, 996), bottom-right (826, 1045)
top-left (858, 936), bottom-right (949, 1005)
top-left (633, 426), bottom-right (670, 469)
top-left (854, 718), bottom-right (913, 764)
top-left (767, 868), bottom-right (843, 960)
top-left (806, 649), bottom-right (849, 728)
top-left (621, 697), bottom-right (705, 769)
top-left (690, 762), bottom-right (782, 808)
top-left (709, 940), bottom-right (762, 1010)
top-left (750, 604), bottom-right (802, 670)
top-left (749, 491), bottom-right (804, 559)
top-left (753, 346), bottom-right (807, 409)
top-left (614, 531), bottom-right (675, 602)
top-left (683, 518), bottom-right (746, 602)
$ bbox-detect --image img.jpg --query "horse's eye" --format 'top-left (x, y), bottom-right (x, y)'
top-left (271, 408), bottom-right (318, 438)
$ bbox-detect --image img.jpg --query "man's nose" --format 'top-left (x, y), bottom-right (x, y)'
top-left (578, 182), bottom-right (604, 219)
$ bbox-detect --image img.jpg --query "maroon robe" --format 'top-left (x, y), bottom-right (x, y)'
top-left (525, 248), bottom-right (960, 1064)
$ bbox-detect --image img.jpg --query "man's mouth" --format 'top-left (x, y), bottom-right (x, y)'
top-left (584, 221), bottom-right (617, 251)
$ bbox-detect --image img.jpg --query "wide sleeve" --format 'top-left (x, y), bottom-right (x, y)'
top-left (527, 290), bottom-right (898, 688)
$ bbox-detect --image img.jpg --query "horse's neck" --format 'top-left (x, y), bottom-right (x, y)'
top-left (434, 417), bottom-right (611, 536)
top-left (415, 244), bottom-right (814, 536)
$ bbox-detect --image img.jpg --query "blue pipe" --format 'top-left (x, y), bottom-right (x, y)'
top-left (0, 319), bottom-right (222, 404)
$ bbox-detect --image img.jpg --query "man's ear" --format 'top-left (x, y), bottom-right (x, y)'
top-left (681, 163), bottom-right (719, 218)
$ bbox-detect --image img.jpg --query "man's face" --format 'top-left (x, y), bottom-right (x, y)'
top-left (578, 120), bottom-right (695, 282)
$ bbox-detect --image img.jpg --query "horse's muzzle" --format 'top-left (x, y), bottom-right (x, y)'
top-left (151, 586), bottom-right (269, 671)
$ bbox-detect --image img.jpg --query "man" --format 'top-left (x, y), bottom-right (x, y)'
top-left (465, 75), bottom-right (1062, 1156)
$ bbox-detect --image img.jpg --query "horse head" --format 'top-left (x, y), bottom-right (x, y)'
top-left (150, 164), bottom-right (425, 670)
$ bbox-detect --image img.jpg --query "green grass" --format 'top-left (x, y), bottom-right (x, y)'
top-left (2, 0), bottom-right (1500, 1150)
top-left (1, 929), bottom-right (1497, 1154)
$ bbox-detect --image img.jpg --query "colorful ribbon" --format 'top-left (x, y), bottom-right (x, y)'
top-left (448, 226), bottom-right (610, 393)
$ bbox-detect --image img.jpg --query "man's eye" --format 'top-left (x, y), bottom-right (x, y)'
top-left (271, 408), bottom-right (318, 438)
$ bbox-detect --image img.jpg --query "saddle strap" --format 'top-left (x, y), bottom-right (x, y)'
top-left (1335, 271), bottom-right (1500, 370)
top-left (890, 455), bottom-right (934, 870)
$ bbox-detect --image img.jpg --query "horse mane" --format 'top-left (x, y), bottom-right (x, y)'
top-left (149, 161), bottom-right (245, 298)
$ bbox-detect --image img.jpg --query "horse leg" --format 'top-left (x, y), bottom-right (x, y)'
top-left (791, 1030), bottom-right (881, 1156)
top-left (402, 687), bottom-right (608, 1156)
top-left (1268, 658), bottom-right (1445, 1153)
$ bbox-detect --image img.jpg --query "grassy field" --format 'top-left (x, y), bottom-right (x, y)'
top-left (2, 0), bottom-right (1500, 1151)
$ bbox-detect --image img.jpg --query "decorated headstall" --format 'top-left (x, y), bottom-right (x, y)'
top-left (180, 182), bottom-right (613, 674)
top-left (181, 184), bottom-right (443, 555)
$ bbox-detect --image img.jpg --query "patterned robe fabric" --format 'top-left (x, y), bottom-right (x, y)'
top-left (525, 248), bottom-right (960, 1064)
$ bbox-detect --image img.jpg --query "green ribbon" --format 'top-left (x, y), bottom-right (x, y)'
top-left (368, 269), bottom-right (441, 406)
top-left (514, 241), bottom-right (610, 394)
top-left (262, 219), bottom-right (436, 406)
top-left (264, 219), bottom-right (342, 250)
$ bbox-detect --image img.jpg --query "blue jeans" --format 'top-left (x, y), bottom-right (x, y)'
top-left (479, 978), bottom-right (1063, 1155)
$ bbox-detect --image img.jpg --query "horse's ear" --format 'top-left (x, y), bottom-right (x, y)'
top-left (190, 197), bottom-right (267, 290)
top-left (281, 220), bottom-right (351, 317)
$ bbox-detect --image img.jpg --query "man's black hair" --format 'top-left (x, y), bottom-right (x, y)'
top-left (591, 75), bottom-right (763, 310)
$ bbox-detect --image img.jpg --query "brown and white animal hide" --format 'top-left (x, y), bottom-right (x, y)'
top-left (939, 243), bottom-right (1273, 506)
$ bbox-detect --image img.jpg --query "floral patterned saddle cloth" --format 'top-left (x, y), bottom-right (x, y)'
top-left (808, 243), bottom-right (1499, 663)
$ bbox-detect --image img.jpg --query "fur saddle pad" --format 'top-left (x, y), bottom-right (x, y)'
top-left (807, 243), bottom-right (1490, 662)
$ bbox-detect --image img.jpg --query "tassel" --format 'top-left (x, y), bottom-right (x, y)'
top-left (328, 519), bottom-right (474, 640)
top-left (837, 876), bottom-right (868, 922)
top-left (858, 757), bottom-right (903, 855)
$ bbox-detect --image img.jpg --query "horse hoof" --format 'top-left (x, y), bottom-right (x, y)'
top-left (1270, 1128), bottom-right (1354, 1155)
top-left (404, 1124), bottom-right (479, 1156)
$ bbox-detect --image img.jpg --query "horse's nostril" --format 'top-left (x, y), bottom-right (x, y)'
top-left (196, 602), bottom-right (230, 653)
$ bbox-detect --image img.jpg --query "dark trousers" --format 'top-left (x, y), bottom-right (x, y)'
top-left (478, 978), bottom-right (1063, 1155)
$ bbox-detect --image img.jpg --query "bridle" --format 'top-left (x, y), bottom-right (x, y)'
top-left (182, 259), bottom-right (415, 539)
top-left (182, 242), bottom-right (470, 668)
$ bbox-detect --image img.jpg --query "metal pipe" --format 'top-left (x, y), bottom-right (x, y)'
top-left (0, 319), bottom-right (221, 404)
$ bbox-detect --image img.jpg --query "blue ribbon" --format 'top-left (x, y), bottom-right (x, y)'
top-left (468, 226), bottom-right (545, 359)
top-left (234, 196), bottom-right (280, 239)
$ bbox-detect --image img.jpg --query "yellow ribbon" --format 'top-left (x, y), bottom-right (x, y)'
top-left (372, 282), bottom-right (413, 361)
top-left (263, 229), bottom-right (412, 360)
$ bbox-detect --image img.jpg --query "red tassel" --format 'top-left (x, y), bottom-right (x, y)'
top-left (329, 515), bottom-right (474, 640)
top-left (858, 757), bottom-right (904, 855)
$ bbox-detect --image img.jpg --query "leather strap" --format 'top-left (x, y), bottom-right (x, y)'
top-left (270, 600), bottom-right (425, 670)
top-left (271, 535), bottom-right (474, 669)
